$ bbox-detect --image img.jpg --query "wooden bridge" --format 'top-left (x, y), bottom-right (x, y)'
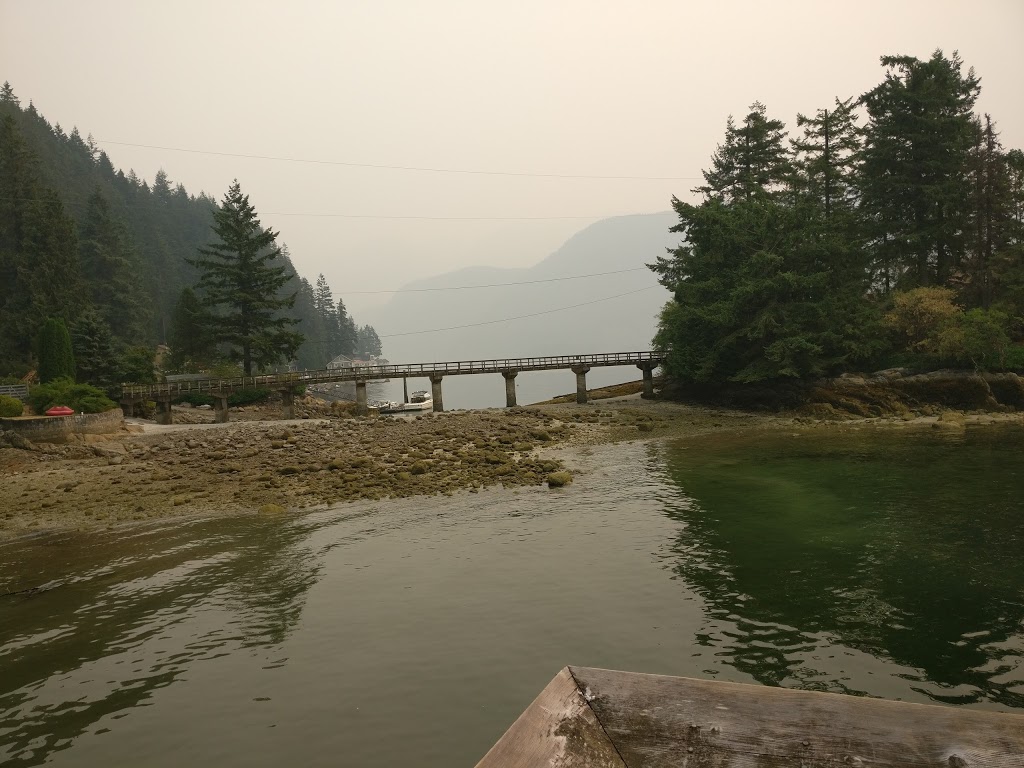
top-left (120, 351), bottom-right (666, 424)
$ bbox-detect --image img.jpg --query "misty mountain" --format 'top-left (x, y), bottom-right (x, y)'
top-left (364, 212), bottom-right (679, 365)
top-left (356, 212), bottom-right (679, 407)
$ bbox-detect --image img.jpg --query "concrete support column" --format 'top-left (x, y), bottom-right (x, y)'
top-left (429, 374), bottom-right (444, 413)
top-left (214, 394), bottom-right (230, 423)
top-left (571, 364), bottom-right (591, 405)
top-left (502, 370), bottom-right (518, 408)
top-left (355, 380), bottom-right (368, 416)
top-left (280, 389), bottom-right (295, 420)
top-left (637, 362), bottom-right (656, 399)
top-left (155, 397), bottom-right (173, 425)
top-left (120, 400), bottom-right (135, 418)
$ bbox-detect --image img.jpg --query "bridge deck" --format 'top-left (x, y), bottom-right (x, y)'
top-left (121, 351), bottom-right (665, 399)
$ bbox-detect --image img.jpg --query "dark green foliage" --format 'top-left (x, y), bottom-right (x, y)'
top-left (0, 117), bottom-right (83, 371)
top-left (189, 181), bottom-right (302, 375)
top-left (699, 102), bottom-right (792, 203)
top-left (167, 287), bottom-right (215, 371)
top-left (859, 50), bottom-right (980, 289)
top-left (653, 195), bottom-right (881, 383)
top-left (37, 317), bottom-right (76, 383)
top-left (174, 387), bottom-right (271, 408)
top-left (0, 394), bottom-right (23, 416)
top-left (652, 50), bottom-right (1022, 389)
top-left (29, 379), bottom-right (117, 414)
top-left (78, 188), bottom-right (150, 344)
top-left (355, 324), bottom-right (382, 357)
top-left (117, 346), bottom-right (157, 385)
top-left (71, 309), bottom-right (118, 389)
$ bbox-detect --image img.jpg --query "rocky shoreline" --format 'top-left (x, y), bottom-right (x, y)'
top-left (1, 392), bottom-right (1020, 542)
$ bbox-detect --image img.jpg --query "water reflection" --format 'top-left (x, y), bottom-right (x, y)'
top-left (656, 425), bottom-right (1024, 707)
top-left (0, 514), bottom-right (326, 766)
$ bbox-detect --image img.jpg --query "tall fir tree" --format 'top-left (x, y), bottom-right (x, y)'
top-left (0, 115), bottom-right (83, 371)
top-left (71, 308), bottom-right (118, 389)
top-left (859, 50), bottom-right (981, 290)
top-left (78, 188), bottom-right (151, 344)
top-left (699, 102), bottom-right (791, 203)
top-left (189, 181), bottom-right (302, 375)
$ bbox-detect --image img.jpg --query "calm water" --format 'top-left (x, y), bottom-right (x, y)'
top-left (1, 424), bottom-right (1022, 766)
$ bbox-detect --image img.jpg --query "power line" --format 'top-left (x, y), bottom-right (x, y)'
top-left (378, 285), bottom-right (659, 339)
top-left (96, 139), bottom-right (701, 181)
top-left (0, 195), bottom-right (669, 222)
top-left (346, 267), bottom-right (650, 294)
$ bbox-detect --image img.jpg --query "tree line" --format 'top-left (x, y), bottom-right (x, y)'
top-left (0, 83), bottom-right (381, 392)
top-left (651, 50), bottom-right (1024, 386)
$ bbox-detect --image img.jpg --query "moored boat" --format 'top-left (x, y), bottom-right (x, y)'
top-left (378, 391), bottom-right (432, 414)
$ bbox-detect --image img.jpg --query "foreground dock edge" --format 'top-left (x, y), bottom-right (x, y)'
top-left (475, 666), bottom-right (1024, 768)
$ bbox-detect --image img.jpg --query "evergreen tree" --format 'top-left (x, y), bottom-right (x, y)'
top-left (71, 309), bottom-right (118, 388)
top-left (355, 325), bottom-right (383, 357)
top-left (78, 188), bottom-right (150, 343)
top-left (337, 298), bottom-right (357, 357)
top-left (37, 317), bottom-right (75, 383)
top-left (790, 98), bottom-right (862, 221)
top-left (189, 181), bottom-right (302, 375)
top-left (699, 102), bottom-right (791, 203)
top-left (859, 50), bottom-right (981, 289)
top-left (167, 287), bottom-right (214, 371)
top-left (0, 116), bottom-right (83, 371)
top-left (0, 81), bottom-right (18, 107)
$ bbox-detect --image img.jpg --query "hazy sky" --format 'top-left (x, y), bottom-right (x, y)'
top-left (3, 1), bottom-right (1022, 317)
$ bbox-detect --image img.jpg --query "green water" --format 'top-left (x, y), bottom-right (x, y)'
top-left (0, 423), bottom-right (1021, 766)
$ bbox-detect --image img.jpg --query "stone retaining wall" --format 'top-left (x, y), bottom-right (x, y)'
top-left (0, 409), bottom-right (124, 444)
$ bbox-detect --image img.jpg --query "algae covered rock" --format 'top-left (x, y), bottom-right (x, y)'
top-left (546, 471), bottom-right (573, 488)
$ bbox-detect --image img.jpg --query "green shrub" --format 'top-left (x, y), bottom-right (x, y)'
top-left (0, 395), bottom-right (24, 417)
top-left (37, 317), bottom-right (76, 383)
top-left (30, 379), bottom-right (117, 414)
top-left (228, 387), bottom-right (272, 406)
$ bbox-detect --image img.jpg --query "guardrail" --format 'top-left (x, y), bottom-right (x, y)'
top-left (120, 351), bottom-right (666, 399)
top-left (0, 384), bottom-right (30, 401)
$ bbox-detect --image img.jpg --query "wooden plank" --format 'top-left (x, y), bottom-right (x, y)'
top-left (570, 666), bottom-right (1024, 768)
top-left (475, 667), bottom-right (626, 768)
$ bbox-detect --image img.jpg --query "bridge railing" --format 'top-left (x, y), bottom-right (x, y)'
top-left (121, 351), bottom-right (666, 399)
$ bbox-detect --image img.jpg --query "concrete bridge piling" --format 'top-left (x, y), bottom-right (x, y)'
top-left (637, 361), bottom-right (657, 399)
top-left (502, 370), bottom-right (518, 407)
top-left (214, 394), bottom-right (229, 423)
top-left (429, 374), bottom-right (444, 412)
top-left (355, 380), bottom-right (368, 416)
top-left (571, 364), bottom-right (591, 405)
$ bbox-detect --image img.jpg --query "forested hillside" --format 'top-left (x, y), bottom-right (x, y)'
top-left (0, 83), bottom-right (375, 386)
top-left (651, 50), bottom-right (1024, 387)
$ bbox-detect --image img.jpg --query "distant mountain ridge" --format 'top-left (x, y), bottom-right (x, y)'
top-left (365, 212), bottom-right (680, 364)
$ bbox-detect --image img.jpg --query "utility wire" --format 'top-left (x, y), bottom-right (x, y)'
top-left (0, 195), bottom-right (665, 222)
top-left (347, 267), bottom-right (650, 294)
top-left (378, 285), bottom-right (659, 339)
top-left (96, 139), bottom-right (701, 181)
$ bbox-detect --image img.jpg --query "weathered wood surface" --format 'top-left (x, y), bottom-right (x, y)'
top-left (474, 667), bottom-right (625, 768)
top-left (478, 666), bottom-right (1024, 767)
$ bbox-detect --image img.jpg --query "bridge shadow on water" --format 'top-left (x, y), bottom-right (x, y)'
top-left (653, 425), bottom-right (1024, 709)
